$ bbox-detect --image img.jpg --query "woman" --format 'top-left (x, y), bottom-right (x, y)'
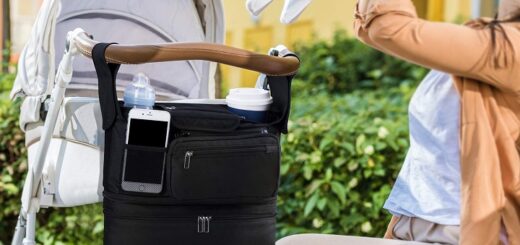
top-left (278, 0), bottom-right (520, 244)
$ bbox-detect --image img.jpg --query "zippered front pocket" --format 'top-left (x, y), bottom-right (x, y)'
top-left (169, 135), bottom-right (280, 203)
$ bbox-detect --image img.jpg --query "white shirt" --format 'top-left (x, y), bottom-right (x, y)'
top-left (384, 70), bottom-right (461, 225)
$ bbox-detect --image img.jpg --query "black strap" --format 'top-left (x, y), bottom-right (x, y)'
top-left (92, 43), bottom-right (121, 130)
top-left (265, 52), bottom-right (297, 134)
top-left (267, 75), bottom-right (292, 134)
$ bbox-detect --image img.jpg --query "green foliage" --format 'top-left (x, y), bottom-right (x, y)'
top-left (275, 33), bottom-right (426, 237)
top-left (295, 31), bottom-right (426, 94)
top-left (277, 81), bottom-right (415, 238)
top-left (0, 80), bottom-right (27, 243)
top-left (35, 205), bottom-right (103, 245)
top-left (0, 73), bottom-right (15, 92)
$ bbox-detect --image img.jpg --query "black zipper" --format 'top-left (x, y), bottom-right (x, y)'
top-left (156, 104), bottom-right (280, 136)
top-left (183, 145), bottom-right (278, 169)
top-left (158, 104), bottom-right (246, 122)
top-left (158, 105), bottom-right (236, 114)
top-left (169, 130), bottom-right (277, 160)
top-left (174, 127), bottom-right (272, 139)
top-left (197, 214), bottom-right (276, 233)
top-left (107, 213), bottom-right (275, 234)
top-left (107, 213), bottom-right (275, 222)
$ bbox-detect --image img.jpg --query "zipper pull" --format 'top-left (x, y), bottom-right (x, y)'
top-left (157, 105), bottom-right (176, 110)
top-left (261, 128), bottom-right (269, 135)
top-left (184, 151), bottom-right (193, 169)
top-left (176, 131), bottom-right (191, 138)
top-left (205, 216), bottom-right (212, 233)
top-left (197, 216), bottom-right (212, 233)
top-left (197, 216), bottom-right (204, 233)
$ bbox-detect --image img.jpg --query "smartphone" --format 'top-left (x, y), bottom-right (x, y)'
top-left (121, 108), bottom-right (171, 193)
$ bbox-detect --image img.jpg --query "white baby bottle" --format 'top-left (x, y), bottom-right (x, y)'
top-left (123, 73), bottom-right (155, 109)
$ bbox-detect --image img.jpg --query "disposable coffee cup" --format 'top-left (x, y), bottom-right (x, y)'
top-left (226, 88), bottom-right (273, 123)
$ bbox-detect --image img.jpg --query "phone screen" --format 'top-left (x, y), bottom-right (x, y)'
top-left (124, 118), bottom-right (168, 184)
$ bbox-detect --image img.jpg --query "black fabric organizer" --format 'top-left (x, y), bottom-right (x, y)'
top-left (92, 43), bottom-right (294, 245)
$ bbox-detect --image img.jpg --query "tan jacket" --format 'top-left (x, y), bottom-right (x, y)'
top-left (354, 0), bottom-right (520, 244)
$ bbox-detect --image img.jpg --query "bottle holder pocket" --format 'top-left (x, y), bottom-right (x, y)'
top-left (120, 144), bottom-right (168, 195)
top-left (168, 135), bottom-right (280, 203)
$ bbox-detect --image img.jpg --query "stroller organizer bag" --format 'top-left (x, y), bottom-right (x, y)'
top-left (92, 43), bottom-right (295, 245)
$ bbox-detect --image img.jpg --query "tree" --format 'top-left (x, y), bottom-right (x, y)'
top-left (2, 0), bottom-right (11, 73)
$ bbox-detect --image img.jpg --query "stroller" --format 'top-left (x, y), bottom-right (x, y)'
top-left (8, 0), bottom-right (298, 244)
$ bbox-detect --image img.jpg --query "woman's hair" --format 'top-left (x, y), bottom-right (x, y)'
top-left (488, 13), bottom-right (519, 68)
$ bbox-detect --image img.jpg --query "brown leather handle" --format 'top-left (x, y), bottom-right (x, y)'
top-left (74, 31), bottom-right (299, 76)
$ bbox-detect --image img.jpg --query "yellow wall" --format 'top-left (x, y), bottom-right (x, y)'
top-left (480, 0), bottom-right (498, 17)
top-left (223, 0), bottom-right (356, 89)
top-left (7, 0), bottom-right (42, 62)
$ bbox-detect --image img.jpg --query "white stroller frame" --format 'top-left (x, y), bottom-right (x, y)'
top-left (11, 27), bottom-right (300, 244)
top-left (12, 29), bottom-right (90, 245)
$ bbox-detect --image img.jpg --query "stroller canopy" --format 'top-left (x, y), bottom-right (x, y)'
top-left (11, 0), bottom-right (224, 130)
top-left (55, 0), bottom-right (224, 99)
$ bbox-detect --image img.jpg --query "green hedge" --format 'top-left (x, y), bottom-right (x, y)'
top-left (277, 82), bottom-right (414, 238)
top-left (0, 74), bottom-right (27, 243)
top-left (277, 32), bottom-right (425, 237)
top-left (0, 75), bottom-right (103, 245)
top-left (295, 31), bottom-right (425, 94)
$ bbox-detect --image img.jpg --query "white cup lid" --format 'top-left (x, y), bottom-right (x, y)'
top-left (228, 88), bottom-right (270, 99)
top-left (226, 88), bottom-right (273, 107)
